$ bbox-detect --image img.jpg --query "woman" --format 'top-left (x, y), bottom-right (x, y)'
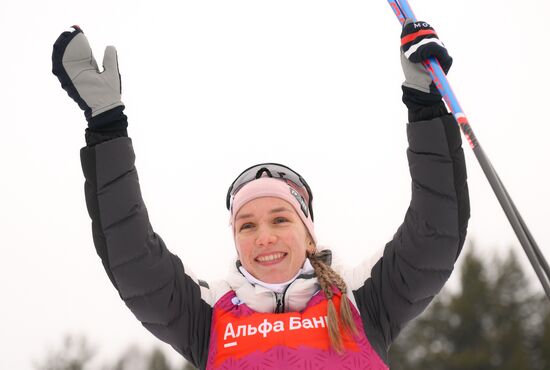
top-left (52, 20), bottom-right (469, 369)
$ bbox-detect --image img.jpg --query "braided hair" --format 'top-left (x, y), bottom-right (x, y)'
top-left (307, 250), bottom-right (359, 353)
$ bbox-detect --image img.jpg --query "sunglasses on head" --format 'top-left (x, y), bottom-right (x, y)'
top-left (226, 163), bottom-right (314, 221)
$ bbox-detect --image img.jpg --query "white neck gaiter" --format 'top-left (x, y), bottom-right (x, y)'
top-left (238, 259), bottom-right (314, 294)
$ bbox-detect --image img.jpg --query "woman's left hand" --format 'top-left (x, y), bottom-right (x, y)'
top-left (400, 19), bottom-right (452, 110)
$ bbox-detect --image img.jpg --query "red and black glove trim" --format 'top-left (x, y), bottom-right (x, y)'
top-left (401, 21), bottom-right (452, 74)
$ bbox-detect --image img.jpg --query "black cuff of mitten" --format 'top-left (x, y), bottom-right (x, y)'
top-left (85, 106), bottom-right (129, 146)
top-left (408, 101), bottom-right (448, 122)
top-left (402, 85), bottom-right (448, 122)
top-left (87, 105), bottom-right (128, 130)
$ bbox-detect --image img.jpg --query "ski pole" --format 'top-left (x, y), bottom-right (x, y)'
top-left (386, 0), bottom-right (550, 300)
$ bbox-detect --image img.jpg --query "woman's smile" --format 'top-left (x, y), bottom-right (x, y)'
top-left (255, 252), bottom-right (288, 264)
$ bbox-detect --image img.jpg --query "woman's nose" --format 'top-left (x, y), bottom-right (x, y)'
top-left (255, 225), bottom-right (277, 247)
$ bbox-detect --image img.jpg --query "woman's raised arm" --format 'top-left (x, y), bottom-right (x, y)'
top-left (52, 27), bottom-right (215, 369)
top-left (349, 20), bottom-right (470, 357)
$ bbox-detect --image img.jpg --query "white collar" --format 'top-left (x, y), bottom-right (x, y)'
top-left (238, 259), bottom-right (314, 294)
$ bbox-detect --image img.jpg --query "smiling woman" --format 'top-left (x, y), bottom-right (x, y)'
top-left (52, 19), bottom-right (469, 370)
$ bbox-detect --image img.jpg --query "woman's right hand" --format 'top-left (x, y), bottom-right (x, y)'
top-left (52, 26), bottom-right (125, 129)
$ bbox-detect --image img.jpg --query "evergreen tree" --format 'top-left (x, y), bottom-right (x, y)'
top-left (110, 345), bottom-right (148, 370)
top-left (488, 249), bottom-right (533, 370)
top-left (147, 348), bottom-right (172, 370)
top-left (531, 297), bottom-right (550, 370)
top-left (181, 361), bottom-right (197, 370)
top-left (34, 335), bottom-right (96, 370)
top-left (444, 249), bottom-right (494, 370)
top-left (541, 307), bottom-right (550, 369)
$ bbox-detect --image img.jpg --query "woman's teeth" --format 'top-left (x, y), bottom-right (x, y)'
top-left (256, 252), bottom-right (286, 262)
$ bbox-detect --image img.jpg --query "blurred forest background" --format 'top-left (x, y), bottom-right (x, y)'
top-left (34, 243), bottom-right (550, 370)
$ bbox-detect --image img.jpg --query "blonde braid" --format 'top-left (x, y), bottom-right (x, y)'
top-left (309, 254), bottom-right (343, 352)
top-left (323, 265), bottom-right (359, 338)
top-left (308, 251), bottom-right (359, 354)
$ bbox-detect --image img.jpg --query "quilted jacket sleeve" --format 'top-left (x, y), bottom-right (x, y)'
top-left (352, 114), bottom-right (470, 360)
top-left (80, 137), bottom-right (213, 369)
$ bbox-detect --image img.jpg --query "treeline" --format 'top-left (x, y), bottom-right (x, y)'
top-left (34, 336), bottom-right (196, 370)
top-left (390, 245), bottom-right (550, 370)
top-left (35, 244), bottom-right (549, 370)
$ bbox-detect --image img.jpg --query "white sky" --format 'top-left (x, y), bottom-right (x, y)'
top-left (1, 0), bottom-right (549, 369)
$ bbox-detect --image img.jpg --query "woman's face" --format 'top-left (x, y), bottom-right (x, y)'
top-left (234, 197), bottom-right (313, 284)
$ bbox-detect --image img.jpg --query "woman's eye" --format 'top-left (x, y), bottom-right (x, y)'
top-left (239, 223), bottom-right (254, 231)
top-left (274, 217), bottom-right (288, 224)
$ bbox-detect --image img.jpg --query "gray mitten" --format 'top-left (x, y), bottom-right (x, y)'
top-left (52, 26), bottom-right (126, 129)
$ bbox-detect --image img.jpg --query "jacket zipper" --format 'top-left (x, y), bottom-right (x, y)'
top-left (275, 293), bottom-right (284, 313)
top-left (275, 284), bottom-right (291, 313)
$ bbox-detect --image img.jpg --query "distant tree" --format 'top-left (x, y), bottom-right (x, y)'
top-left (147, 347), bottom-right (172, 370)
top-left (181, 361), bottom-right (197, 370)
top-left (542, 307), bottom-right (550, 368)
top-left (532, 298), bottom-right (550, 370)
top-left (488, 249), bottom-right (535, 370)
top-left (445, 248), bottom-right (495, 370)
top-left (110, 344), bottom-right (148, 370)
top-left (34, 335), bottom-right (96, 370)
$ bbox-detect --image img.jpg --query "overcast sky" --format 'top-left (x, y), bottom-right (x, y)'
top-left (1, 0), bottom-right (549, 369)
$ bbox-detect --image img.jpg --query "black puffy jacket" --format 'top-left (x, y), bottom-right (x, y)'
top-left (80, 113), bottom-right (469, 369)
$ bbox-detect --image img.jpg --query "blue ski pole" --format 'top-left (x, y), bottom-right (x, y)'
top-left (387, 0), bottom-right (550, 300)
